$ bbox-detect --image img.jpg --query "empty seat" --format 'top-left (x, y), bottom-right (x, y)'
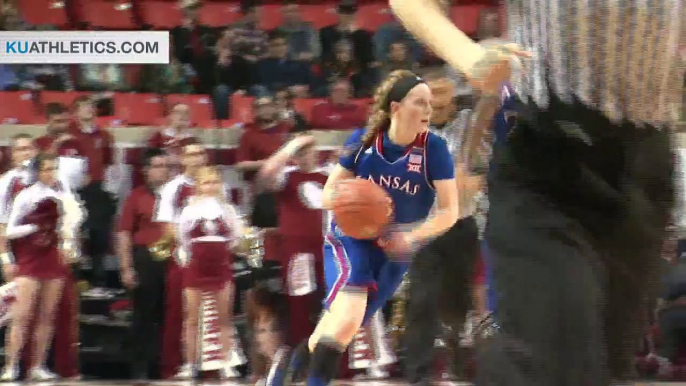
top-left (451, 5), bottom-right (491, 36)
top-left (300, 4), bottom-right (339, 29)
top-left (18, 0), bottom-right (68, 28)
top-left (113, 93), bottom-right (164, 125)
top-left (140, 1), bottom-right (182, 29)
top-left (81, 0), bottom-right (137, 29)
top-left (230, 94), bottom-right (254, 122)
top-left (200, 2), bottom-right (242, 27)
top-left (259, 4), bottom-right (282, 30)
top-left (166, 94), bottom-right (215, 127)
top-left (293, 98), bottom-right (325, 121)
top-left (357, 3), bottom-right (394, 31)
top-left (0, 92), bottom-right (43, 124)
top-left (41, 91), bottom-right (90, 108)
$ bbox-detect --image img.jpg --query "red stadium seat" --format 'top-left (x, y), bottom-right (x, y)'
top-left (219, 119), bottom-right (242, 129)
top-left (230, 94), bottom-right (254, 122)
top-left (18, 0), bottom-right (68, 28)
top-left (293, 98), bottom-right (324, 121)
top-left (41, 91), bottom-right (90, 108)
top-left (200, 2), bottom-right (242, 27)
top-left (81, 0), bottom-right (137, 29)
top-left (356, 3), bottom-right (394, 31)
top-left (140, 1), bottom-right (182, 29)
top-left (0, 92), bottom-right (43, 124)
top-left (165, 94), bottom-right (215, 127)
top-left (113, 93), bottom-right (164, 125)
top-left (259, 4), bottom-right (283, 30)
top-left (300, 4), bottom-right (339, 29)
top-left (451, 5), bottom-right (491, 36)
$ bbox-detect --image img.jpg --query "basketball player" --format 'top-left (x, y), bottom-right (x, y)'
top-left (390, 0), bottom-right (684, 384)
top-left (269, 70), bottom-right (460, 386)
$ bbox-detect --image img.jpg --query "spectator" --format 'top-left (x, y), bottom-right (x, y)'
top-left (380, 40), bottom-right (419, 79)
top-left (138, 37), bottom-right (194, 94)
top-left (310, 78), bottom-right (366, 131)
top-left (17, 64), bottom-right (73, 91)
top-left (274, 87), bottom-right (309, 133)
top-left (0, 65), bottom-right (19, 91)
top-left (213, 32), bottom-right (260, 120)
top-left (373, 18), bottom-right (423, 64)
top-left (476, 8), bottom-right (502, 42)
top-left (34, 103), bottom-right (89, 192)
top-left (319, 1), bottom-right (374, 69)
top-left (280, 1), bottom-right (320, 61)
top-left (170, 0), bottom-right (216, 94)
top-left (256, 30), bottom-right (313, 97)
top-left (77, 64), bottom-right (129, 91)
top-left (246, 284), bottom-right (287, 383)
top-left (147, 103), bottom-right (198, 177)
top-left (315, 39), bottom-right (377, 98)
top-left (227, 1), bottom-right (269, 64)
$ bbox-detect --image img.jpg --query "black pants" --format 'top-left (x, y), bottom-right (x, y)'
top-left (130, 246), bottom-right (167, 377)
top-left (79, 182), bottom-right (116, 287)
top-left (476, 98), bottom-right (674, 386)
top-left (657, 306), bottom-right (686, 361)
top-left (404, 216), bottom-right (480, 383)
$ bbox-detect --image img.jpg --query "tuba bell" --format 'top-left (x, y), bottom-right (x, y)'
top-left (234, 226), bottom-right (264, 268)
top-left (148, 234), bottom-right (174, 261)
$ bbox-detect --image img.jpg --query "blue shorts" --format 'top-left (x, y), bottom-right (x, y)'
top-left (323, 233), bottom-right (409, 324)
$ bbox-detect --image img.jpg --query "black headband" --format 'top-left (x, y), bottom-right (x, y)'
top-left (383, 75), bottom-right (425, 112)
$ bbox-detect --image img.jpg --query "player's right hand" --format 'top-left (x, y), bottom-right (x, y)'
top-left (468, 43), bottom-right (532, 95)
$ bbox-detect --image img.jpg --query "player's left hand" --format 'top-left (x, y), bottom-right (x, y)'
top-left (378, 231), bottom-right (417, 260)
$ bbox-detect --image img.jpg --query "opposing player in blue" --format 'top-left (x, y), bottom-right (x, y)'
top-left (268, 70), bottom-right (460, 386)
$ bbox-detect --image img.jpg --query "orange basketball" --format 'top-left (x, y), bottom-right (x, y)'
top-left (332, 179), bottom-right (394, 239)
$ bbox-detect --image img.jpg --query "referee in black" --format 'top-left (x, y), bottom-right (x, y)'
top-left (404, 66), bottom-right (501, 384)
top-left (392, 0), bottom-right (684, 385)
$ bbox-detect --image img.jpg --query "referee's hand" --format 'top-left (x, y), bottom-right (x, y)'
top-left (469, 43), bottom-right (532, 95)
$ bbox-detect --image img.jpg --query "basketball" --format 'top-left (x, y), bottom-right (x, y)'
top-left (332, 179), bottom-right (393, 239)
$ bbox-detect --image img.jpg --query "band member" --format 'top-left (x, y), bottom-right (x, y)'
top-left (1, 153), bottom-right (84, 381)
top-left (155, 139), bottom-right (208, 379)
top-left (147, 103), bottom-right (198, 178)
top-left (257, 134), bottom-right (327, 347)
top-left (117, 148), bottom-right (170, 380)
top-left (34, 102), bottom-right (89, 192)
top-left (176, 166), bottom-right (244, 379)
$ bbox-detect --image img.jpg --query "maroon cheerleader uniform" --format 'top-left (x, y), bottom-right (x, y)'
top-left (5, 183), bottom-right (67, 279)
top-left (178, 197), bottom-right (242, 292)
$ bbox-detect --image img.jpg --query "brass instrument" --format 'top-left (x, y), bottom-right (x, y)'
top-left (148, 234), bottom-right (174, 261)
top-left (388, 272), bottom-right (409, 349)
top-left (234, 226), bottom-right (264, 268)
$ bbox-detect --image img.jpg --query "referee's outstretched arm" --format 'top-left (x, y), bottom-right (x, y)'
top-left (389, 0), bottom-right (530, 93)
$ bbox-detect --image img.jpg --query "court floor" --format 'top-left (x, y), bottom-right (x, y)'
top-left (0, 381), bottom-right (671, 386)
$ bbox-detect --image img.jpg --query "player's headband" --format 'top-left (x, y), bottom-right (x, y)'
top-left (383, 75), bottom-right (425, 112)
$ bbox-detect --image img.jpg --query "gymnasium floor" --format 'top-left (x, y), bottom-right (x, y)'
top-left (0, 381), bottom-right (671, 386)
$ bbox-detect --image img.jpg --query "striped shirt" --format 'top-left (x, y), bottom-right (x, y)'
top-left (506, 0), bottom-right (685, 127)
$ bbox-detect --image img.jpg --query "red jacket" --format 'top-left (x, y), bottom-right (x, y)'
top-left (69, 121), bottom-right (114, 183)
top-left (310, 100), bottom-right (366, 131)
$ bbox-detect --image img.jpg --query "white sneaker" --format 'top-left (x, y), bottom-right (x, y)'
top-left (28, 367), bottom-right (59, 381)
top-left (173, 363), bottom-right (195, 380)
top-left (0, 365), bottom-right (18, 382)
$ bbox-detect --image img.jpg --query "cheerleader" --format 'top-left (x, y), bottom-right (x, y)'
top-left (176, 166), bottom-right (244, 379)
top-left (0, 153), bottom-right (84, 381)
